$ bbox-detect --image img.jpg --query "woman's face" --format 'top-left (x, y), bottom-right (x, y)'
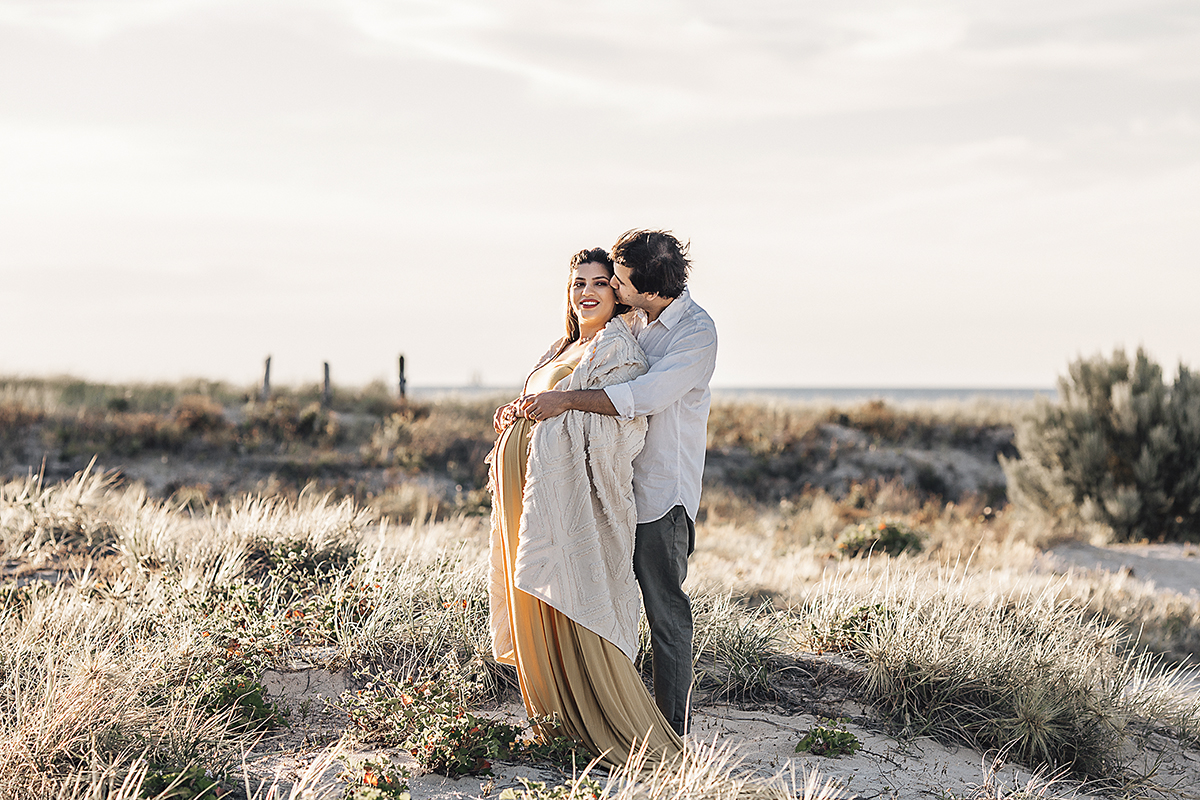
top-left (570, 261), bottom-right (617, 331)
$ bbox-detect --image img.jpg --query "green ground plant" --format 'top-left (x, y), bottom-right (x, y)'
top-left (794, 719), bottom-right (862, 757)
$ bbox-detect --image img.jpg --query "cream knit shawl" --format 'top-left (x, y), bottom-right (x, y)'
top-left (491, 315), bottom-right (649, 662)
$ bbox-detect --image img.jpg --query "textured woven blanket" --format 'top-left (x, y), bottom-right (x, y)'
top-left (504, 316), bottom-right (649, 661)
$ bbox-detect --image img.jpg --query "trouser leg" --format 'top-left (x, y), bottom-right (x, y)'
top-left (633, 505), bottom-right (695, 736)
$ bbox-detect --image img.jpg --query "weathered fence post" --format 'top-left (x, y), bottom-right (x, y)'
top-left (260, 356), bottom-right (271, 402)
top-left (398, 355), bottom-right (407, 400)
top-left (322, 362), bottom-right (331, 407)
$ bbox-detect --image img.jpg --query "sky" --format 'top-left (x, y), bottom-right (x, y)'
top-left (1, 0), bottom-right (1198, 389)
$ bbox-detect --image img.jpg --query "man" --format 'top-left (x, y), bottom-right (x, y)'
top-left (518, 229), bottom-right (718, 736)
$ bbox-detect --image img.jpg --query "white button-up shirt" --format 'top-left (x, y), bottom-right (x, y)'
top-left (603, 289), bottom-right (717, 524)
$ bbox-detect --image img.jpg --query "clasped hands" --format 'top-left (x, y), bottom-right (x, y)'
top-left (492, 390), bottom-right (572, 433)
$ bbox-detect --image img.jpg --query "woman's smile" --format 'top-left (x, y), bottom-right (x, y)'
top-left (570, 262), bottom-right (617, 336)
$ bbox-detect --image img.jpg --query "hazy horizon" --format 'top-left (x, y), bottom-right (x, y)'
top-left (3, 1), bottom-right (1197, 389)
top-left (1, 369), bottom-right (1061, 396)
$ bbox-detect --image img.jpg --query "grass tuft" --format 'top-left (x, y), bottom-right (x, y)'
top-left (802, 571), bottom-right (1136, 779)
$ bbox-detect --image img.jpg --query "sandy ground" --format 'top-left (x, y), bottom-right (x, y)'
top-left (241, 693), bottom-right (1076, 800)
top-left (247, 693), bottom-right (1200, 800)
top-left (236, 542), bottom-right (1200, 800)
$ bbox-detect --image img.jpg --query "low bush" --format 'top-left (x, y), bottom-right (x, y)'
top-left (203, 676), bottom-right (286, 731)
top-left (804, 603), bottom-right (889, 655)
top-left (240, 398), bottom-right (341, 449)
top-left (499, 776), bottom-right (605, 800)
top-left (706, 402), bottom-right (823, 456)
top-left (139, 763), bottom-right (227, 799)
top-left (1002, 348), bottom-right (1200, 542)
top-left (338, 757), bottom-right (411, 800)
top-left (835, 520), bottom-right (924, 558)
top-left (172, 395), bottom-right (228, 433)
top-left (340, 670), bottom-right (580, 777)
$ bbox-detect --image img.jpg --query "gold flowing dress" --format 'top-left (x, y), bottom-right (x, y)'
top-left (491, 352), bottom-right (683, 768)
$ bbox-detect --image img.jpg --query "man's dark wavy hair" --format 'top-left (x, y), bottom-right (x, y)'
top-left (610, 229), bottom-right (690, 299)
top-left (564, 248), bottom-right (630, 343)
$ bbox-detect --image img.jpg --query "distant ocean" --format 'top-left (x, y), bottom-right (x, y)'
top-left (709, 387), bottom-right (1057, 404)
top-left (409, 386), bottom-right (1058, 404)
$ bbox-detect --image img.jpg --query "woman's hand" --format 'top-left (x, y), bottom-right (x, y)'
top-left (493, 402), bottom-right (519, 434)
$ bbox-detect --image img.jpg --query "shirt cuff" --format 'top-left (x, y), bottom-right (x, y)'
top-left (603, 384), bottom-right (636, 420)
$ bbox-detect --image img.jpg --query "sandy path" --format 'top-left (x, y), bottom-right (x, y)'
top-left (1043, 541), bottom-right (1200, 597)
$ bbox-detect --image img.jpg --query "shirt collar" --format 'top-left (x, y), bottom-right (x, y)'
top-left (650, 288), bottom-right (691, 330)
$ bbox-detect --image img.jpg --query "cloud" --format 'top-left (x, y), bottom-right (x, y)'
top-left (2, 0), bottom-right (1198, 385)
top-left (5, 0), bottom-right (1197, 121)
top-left (836, 6), bottom-right (968, 59)
top-left (336, 0), bottom-right (708, 118)
top-left (0, 0), bottom-right (213, 41)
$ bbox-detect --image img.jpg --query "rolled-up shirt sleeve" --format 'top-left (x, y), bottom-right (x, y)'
top-left (603, 381), bottom-right (637, 420)
top-left (603, 326), bottom-right (716, 420)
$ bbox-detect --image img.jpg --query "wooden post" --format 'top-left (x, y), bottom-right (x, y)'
top-left (322, 362), bottom-right (331, 407)
top-left (260, 356), bottom-right (271, 402)
top-left (397, 355), bottom-right (407, 399)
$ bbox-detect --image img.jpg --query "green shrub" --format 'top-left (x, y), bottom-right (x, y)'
top-left (835, 520), bottom-right (923, 558)
top-left (200, 675), bottom-right (285, 731)
top-left (339, 757), bottom-right (411, 800)
top-left (139, 763), bottom-right (226, 799)
top-left (1002, 348), bottom-right (1200, 541)
top-left (341, 671), bottom-right (580, 777)
top-left (406, 705), bottom-right (526, 777)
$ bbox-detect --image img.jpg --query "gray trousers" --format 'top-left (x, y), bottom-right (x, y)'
top-left (633, 505), bottom-right (695, 736)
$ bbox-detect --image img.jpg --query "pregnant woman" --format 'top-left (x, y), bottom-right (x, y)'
top-left (488, 247), bottom-right (683, 768)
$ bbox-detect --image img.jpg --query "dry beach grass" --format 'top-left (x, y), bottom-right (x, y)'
top-left (3, 382), bottom-right (1200, 798)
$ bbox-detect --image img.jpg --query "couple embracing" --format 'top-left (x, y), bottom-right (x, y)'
top-left (488, 229), bottom-right (717, 767)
